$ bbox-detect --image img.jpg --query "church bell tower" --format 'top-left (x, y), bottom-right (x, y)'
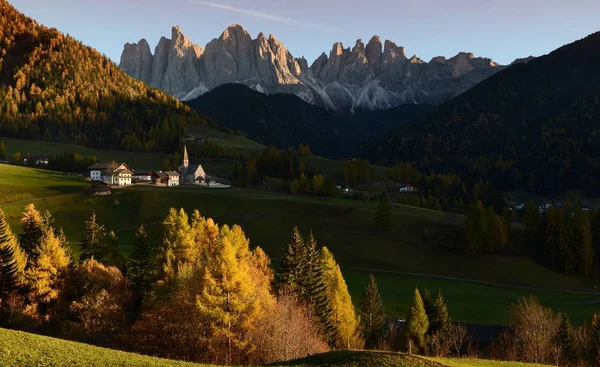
top-left (182, 145), bottom-right (189, 178)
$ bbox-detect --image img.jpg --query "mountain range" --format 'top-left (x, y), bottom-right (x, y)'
top-left (363, 31), bottom-right (600, 195)
top-left (119, 25), bottom-right (507, 111)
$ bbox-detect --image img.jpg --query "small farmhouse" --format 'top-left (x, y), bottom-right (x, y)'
top-left (132, 172), bottom-right (152, 183)
top-left (23, 155), bottom-right (49, 166)
top-left (89, 161), bottom-right (133, 186)
top-left (90, 181), bottom-right (111, 195)
top-left (179, 145), bottom-right (206, 184)
top-left (152, 171), bottom-right (180, 187)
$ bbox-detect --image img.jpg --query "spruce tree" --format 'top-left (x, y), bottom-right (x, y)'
top-left (359, 274), bottom-right (386, 348)
top-left (19, 204), bottom-right (46, 261)
top-left (405, 288), bottom-right (429, 351)
top-left (79, 212), bottom-right (106, 262)
top-left (304, 232), bottom-right (337, 346)
top-left (430, 290), bottom-right (451, 334)
top-left (277, 226), bottom-right (306, 294)
top-left (128, 225), bottom-right (155, 308)
top-left (555, 313), bottom-right (576, 365)
top-left (0, 209), bottom-right (26, 297)
top-left (422, 289), bottom-right (434, 321)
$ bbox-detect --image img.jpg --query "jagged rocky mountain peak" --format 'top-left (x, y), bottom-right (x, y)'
top-left (120, 24), bottom-right (505, 110)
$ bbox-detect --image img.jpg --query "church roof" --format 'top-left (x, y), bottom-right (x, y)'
top-left (187, 164), bottom-right (205, 174)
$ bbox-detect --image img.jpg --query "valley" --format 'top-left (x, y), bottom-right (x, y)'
top-left (1, 163), bottom-right (598, 326)
top-left (1, 0), bottom-right (600, 365)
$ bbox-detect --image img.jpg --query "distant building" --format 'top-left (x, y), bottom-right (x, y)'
top-left (90, 181), bottom-right (111, 195)
top-left (179, 145), bottom-right (206, 184)
top-left (132, 172), bottom-right (152, 182)
top-left (23, 155), bottom-right (49, 166)
top-left (398, 184), bottom-right (414, 193)
top-left (152, 171), bottom-right (180, 187)
top-left (89, 161), bottom-right (133, 186)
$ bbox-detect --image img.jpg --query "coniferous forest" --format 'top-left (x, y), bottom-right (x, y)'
top-left (0, 0), bottom-right (207, 152)
top-left (364, 31), bottom-right (600, 196)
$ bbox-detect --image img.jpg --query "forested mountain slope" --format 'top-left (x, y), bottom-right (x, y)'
top-left (364, 31), bottom-right (600, 195)
top-left (0, 0), bottom-right (207, 152)
top-left (186, 83), bottom-right (432, 157)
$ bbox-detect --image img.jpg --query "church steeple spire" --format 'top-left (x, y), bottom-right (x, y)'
top-left (183, 145), bottom-right (189, 168)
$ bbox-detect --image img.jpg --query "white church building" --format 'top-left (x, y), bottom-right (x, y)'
top-left (179, 145), bottom-right (206, 184)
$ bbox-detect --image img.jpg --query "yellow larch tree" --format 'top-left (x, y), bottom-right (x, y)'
top-left (320, 246), bottom-right (363, 350)
top-left (26, 227), bottom-right (71, 314)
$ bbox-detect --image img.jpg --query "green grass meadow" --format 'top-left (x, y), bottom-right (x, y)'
top-left (0, 328), bottom-right (551, 367)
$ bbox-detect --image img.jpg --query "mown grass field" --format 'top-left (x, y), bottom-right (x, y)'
top-left (0, 328), bottom-right (551, 367)
top-left (427, 357), bottom-right (550, 367)
top-left (1, 164), bottom-right (600, 325)
top-left (0, 328), bottom-right (213, 367)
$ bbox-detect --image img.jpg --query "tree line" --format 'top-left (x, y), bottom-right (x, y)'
top-left (522, 201), bottom-right (597, 276)
top-left (0, 204), bottom-right (364, 364)
top-left (2, 203), bottom-right (600, 364)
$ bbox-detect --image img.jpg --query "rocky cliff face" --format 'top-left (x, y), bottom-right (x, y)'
top-left (120, 24), bottom-right (505, 111)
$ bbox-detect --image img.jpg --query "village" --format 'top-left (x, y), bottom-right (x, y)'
top-left (88, 146), bottom-right (230, 195)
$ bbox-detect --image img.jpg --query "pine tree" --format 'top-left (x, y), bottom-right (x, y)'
top-left (422, 289), bottom-right (434, 321)
top-left (405, 288), bottom-right (429, 351)
top-left (79, 212), bottom-right (106, 262)
top-left (278, 227), bottom-right (337, 345)
top-left (374, 198), bottom-right (392, 235)
top-left (555, 313), bottom-right (576, 365)
top-left (304, 232), bottom-right (337, 346)
top-left (277, 226), bottom-right (306, 295)
top-left (358, 274), bottom-right (386, 348)
top-left (430, 290), bottom-right (451, 334)
top-left (128, 225), bottom-right (155, 307)
top-left (26, 227), bottom-right (71, 310)
top-left (320, 246), bottom-right (362, 349)
top-left (0, 209), bottom-right (27, 298)
top-left (19, 204), bottom-right (46, 261)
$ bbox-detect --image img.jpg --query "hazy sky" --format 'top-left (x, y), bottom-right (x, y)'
top-left (10, 0), bottom-right (600, 65)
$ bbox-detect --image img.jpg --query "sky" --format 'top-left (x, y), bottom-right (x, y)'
top-left (10, 0), bottom-right (600, 66)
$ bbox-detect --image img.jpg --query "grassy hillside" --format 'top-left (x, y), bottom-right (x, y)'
top-left (1, 164), bottom-right (599, 325)
top-left (0, 328), bottom-right (551, 367)
top-left (0, 328), bottom-right (212, 367)
top-left (276, 350), bottom-right (441, 366)
top-left (428, 357), bottom-right (550, 367)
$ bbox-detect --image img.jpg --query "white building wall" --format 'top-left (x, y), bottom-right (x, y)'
top-left (90, 170), bottom-right (102, 181)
